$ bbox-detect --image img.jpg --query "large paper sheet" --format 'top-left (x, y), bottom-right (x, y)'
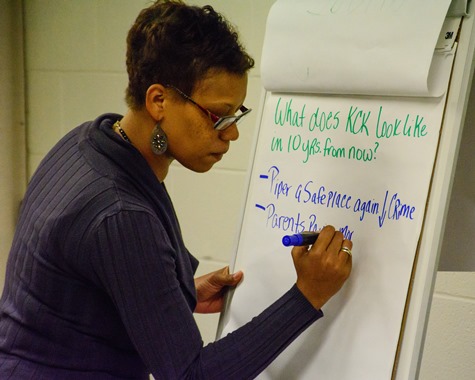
top-left (219, 89), bottom-right (451, 379)
top-left (262, 0), bottom-right (453, 96)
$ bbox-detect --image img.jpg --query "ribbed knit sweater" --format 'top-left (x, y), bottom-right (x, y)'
top-left (0, 114), bottom-right (322, 379)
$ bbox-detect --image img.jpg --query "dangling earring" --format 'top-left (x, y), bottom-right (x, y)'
top-left (150, 122), bottom-right (168, 155)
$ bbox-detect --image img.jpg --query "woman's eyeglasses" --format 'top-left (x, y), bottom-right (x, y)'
top-left (167, 85), bottom-right (252, 131)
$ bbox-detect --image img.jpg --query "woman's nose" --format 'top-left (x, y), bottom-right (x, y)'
top-left (219, 123), bottom-right (239, 141)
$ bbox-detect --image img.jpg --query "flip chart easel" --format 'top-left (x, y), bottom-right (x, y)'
top-left (218, 1), bottom-right (475, 379)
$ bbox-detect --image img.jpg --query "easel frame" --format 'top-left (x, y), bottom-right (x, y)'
top-left (394, 6), bottom-right (475, 379)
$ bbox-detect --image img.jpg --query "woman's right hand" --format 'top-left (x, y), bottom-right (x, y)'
top-left (291, 225), bottom-right (353, 310)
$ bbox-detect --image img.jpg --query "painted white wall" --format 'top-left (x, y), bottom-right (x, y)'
top-left (0, 0), bottom-right (26, 290)
top-left (0, 0), bottom-right (472, 378)
top-left (438, 79), bottom-right (475, 271)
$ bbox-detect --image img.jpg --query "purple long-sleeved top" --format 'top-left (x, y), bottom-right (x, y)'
top-left (0, 114), bottom-right (322, 379)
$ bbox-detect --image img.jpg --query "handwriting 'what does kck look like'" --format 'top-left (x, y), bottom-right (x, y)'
top-left (271, 97), bottom-right (428, 163)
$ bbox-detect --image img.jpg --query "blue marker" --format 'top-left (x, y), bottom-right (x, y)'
top-left (282, 232), bottom-right (320, 247)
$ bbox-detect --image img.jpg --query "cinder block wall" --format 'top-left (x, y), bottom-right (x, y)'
top-left (0, 0), bottom-right (26, 289)
top-left (1, 1), bottom-right (473, 378)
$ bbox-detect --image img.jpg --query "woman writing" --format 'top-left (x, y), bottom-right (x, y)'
top-left (0, 1), bottom-right (352, 378)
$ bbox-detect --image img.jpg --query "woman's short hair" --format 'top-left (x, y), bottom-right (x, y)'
top-left (125, 0), bottom-right (255, 109)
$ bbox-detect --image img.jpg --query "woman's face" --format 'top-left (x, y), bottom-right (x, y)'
top-left (161, 70), bottom-right (248, 173)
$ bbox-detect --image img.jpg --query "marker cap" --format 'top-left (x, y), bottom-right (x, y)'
top-left (282, 234), bottom-right (303, 246)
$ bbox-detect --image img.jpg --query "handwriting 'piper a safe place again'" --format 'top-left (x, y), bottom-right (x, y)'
top-left (266, 165), bottom-right (415, 228)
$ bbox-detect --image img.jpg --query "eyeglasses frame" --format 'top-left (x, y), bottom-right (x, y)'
top-left (166, 85), bottom-right (251, 131)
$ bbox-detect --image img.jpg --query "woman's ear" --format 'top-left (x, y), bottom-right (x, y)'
top-left (145, 84), bottom-right (167, 121)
